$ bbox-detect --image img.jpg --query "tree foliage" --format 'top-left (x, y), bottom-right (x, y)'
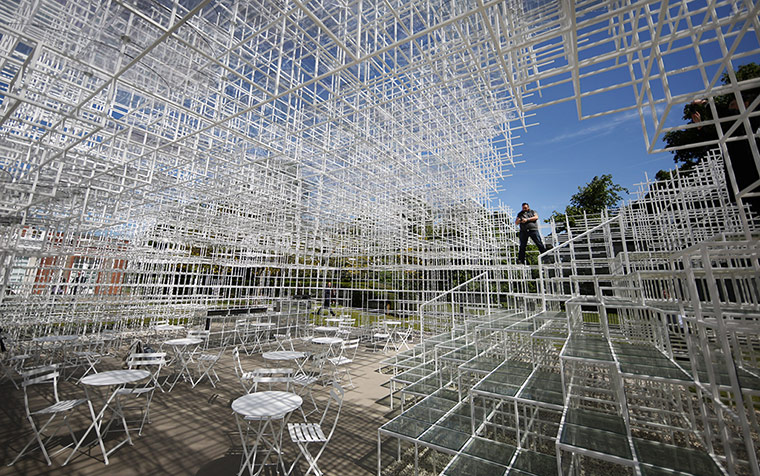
top-left (546, 174), bottom-right (628, 232)
top-left (659, 63), bottom-right (760, 215)
top-left (662, 63), bottom-right (760, 169)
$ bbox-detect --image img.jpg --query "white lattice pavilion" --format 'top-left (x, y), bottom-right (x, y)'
top-left (1, 1), bottom-right (759, 475)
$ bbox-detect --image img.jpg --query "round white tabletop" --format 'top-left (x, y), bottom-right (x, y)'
top-left (81, 369), bottom-right (150, 386)
top-left (325, 318), bottom-right (343, 324)
top-left (154, 324), bottom-right (185, 331)
top-left (164, 338), bottom-right (202, 346)
top-left (384, 320), bottom-right (402, 326)
top-left (262, 351), bottom-right (307, 361)
top-left (33, 335), bottom-right (79, 343)
top-left (232, 391), bottom-right (303, 419)
top-left (312, 337), bottom-right (343, 345)
top-left (314, 326), bottom-right (339, 333)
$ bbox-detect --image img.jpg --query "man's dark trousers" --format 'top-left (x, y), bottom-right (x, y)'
top-left (518, 230), bottom-right (547, 263)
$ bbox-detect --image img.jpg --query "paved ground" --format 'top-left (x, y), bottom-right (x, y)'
top-left (0, 340), bottom-right (404, 475)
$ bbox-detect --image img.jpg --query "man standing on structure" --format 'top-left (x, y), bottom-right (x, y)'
top-left (515, 202), bottom-right (547, 265)
top-left (316, 282), bottom-right (336, 316)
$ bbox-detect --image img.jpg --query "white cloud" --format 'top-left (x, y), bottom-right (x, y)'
top-left (545, 109), bottom-right (641, 144)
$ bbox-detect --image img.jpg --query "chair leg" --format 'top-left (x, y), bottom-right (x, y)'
top-left (10, 414), bottom-right (54, 466)
top-left (139, 391), bottom-right (155, 436)
top-left (299, 441), bottom-right (324, 476)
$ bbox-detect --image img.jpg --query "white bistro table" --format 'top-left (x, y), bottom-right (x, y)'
top-left (311, 336), bottom-right (344, 358)
top-left (232, 391), bottom-right (303, 476)
top-left (65, 369), bottom-right (150, 465)
top-left (238, 322), bottom-right (275, 354)
top-left (32, 334), bottom-right (79, 370)
top-left (262, 350), bottom-right (308, 376)
top-left (163, 337), bottom-right (202, 390)
top-left (314, 326), bottom-right (339, 335)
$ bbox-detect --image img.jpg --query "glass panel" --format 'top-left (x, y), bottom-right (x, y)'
top-left (565, 408), bottom-right (626, 434)
top-left (419, 425), bottom-right (470, 452)
top-left (634, 439), bottom-right (723, 476)
top-left (405, 379), bottom-right (443, 396)
top-left (619, 363), bottom-right (691, 381)
top-left (417, 395), bottom-right (459, 412)
top-left (462, 437), bottom-right (516, 466)
top-left (433, 388), bottom-right (461, 402)
top-left (381, 416), bottom-right (430, 439)
top-left (559, 424), bottom-right (632, 459)
top-left (442, 455), bottom-right (508, 476)
top-left (404, 405), bottom-right (447, 424)
top-left (518, 387), bottom-right (564, 407)
top-left (511, 450), bottom-right (559, 476)
top-left (438, 413), bottom-right (473, 433)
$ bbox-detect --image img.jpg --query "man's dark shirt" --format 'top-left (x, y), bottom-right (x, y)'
top-left (517, 209), bottom-right (539, 232)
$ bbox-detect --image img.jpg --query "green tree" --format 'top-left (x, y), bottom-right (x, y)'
top-left (661, 63), bottom-right (760, 170)
top-left (660, 63), bottom-right (760, 213)
top-left (546, 174), bottom-right (628, 232)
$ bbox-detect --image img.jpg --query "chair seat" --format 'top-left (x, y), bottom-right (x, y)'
top-left (197, 353), bottom-right (219, 361)
top-left (373, 333), bottom-right (389, 339)
top-left (292, 375), bottom-right (318, 386)
top-left (33, 398), bottom-right (87, 414)
top-left (288, 422), bottom-right (326, 443)
top-left (116, 386), bottom-right (154, 396)
top-left (328, 357), bottom-right (352, 366)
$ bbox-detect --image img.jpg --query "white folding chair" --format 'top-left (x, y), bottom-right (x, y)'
top-left (1, 352), bottom-right (30, 389)
top-left (9, 365), bottom-right (87, 466)
top-left (249, 367), bottom-right (294, 393)
top-left (274, 332), bottom-right (296, 351)
top-left (232, 346), bottom-right (259, 393)
top-left (393, 326), bottom-right (413, 351)
top-left (287, 382), bottom-right (345, 476)
top-left (372, 323), bottom-right (391, 353)
top-left (336, 318), bottom-right (355, 339)
top-left (292, 352), bottom-right (329, 418)
top-left (117, 352), bottom-right (166, 435)
top-left (193, 345), bottom-right (226, 388)
top-left (187, 329), bottom-right (210, 352)
top-left (327, 338), bottom-right (360, 388)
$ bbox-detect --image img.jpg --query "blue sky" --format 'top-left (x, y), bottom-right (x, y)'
top-left (494, 101), bottom-right (678, 227)
top-left (490, 8), bottom-right (760, 229)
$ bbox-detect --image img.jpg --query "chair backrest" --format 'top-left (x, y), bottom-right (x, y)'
top-left (20, 365), bottom-right (60, 415)
top-left (309, 352), bottom-right (329, 377)
top-left (396, 326), bottom-right (413, 342)
top-left (319, 382), bottom-right (345, 437)
top-left (274, 333), bottom-right (294, 351)
top-left (250, 367), bottom-right (293, 392)
top-left (126, 338), bottom-right (143, 356)
top-left (187, 330), bottom-right (210, 340)
top-left (341, 338), bottom-right (360, 360)
top-left (232, 346), bottom-right (244, 378)
top-left (187, 329), bottom-right (210, 349)
top-left (127, 352), bottom-right (167, 385)
top-left (127, 352), bottom-right (167, 370)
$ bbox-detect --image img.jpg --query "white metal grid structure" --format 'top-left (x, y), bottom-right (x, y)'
top-left (0, 1), bottom-right (758, 474)
top-left (379, 153), bottom-right (759, 476)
